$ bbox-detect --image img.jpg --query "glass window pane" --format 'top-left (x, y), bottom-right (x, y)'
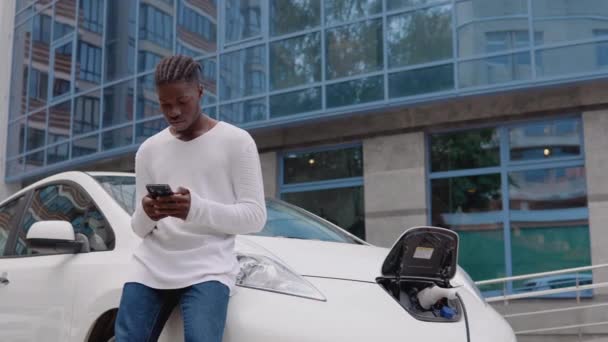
top-left (225, 0), bottom-right (261, 43)
top-left (48, 100), bottom-right (71, 143)
top-left (270, 33), bottom-right (321, 90)
top-left (7, 119), bottom-right (27, 157)
top-left (53, 0), bottom-right (76, 41)
top-left (283, 146), bottom-right (363, 184)
top-left (326, 19), bottom-right (383, 79)
top-left (136, 74), bottom-right (160, 120)
top-left (26, 110), bottom-right (47, 151)
top-left (387, 5), bottom-right (452, 68)
top-left (509, 119), bottom-right (582, 161)
top-left (52, 42), bottom-right (73, 99)
top-left (138, 1), bottom-right (174, 73)
top-left (72, 134), bottom-right (99, 158)
top-left (431, 175), bottom-right (505, 281)
top-left (11, 20), bottom-right (32, 119)
top-left (387, 0), bottom-right (446, 11)
top-left (136, 119), bottom-right (168, 143)
top-left (104, 0), bottom-right (136, 82)
top-left (458, 20), bottom-right (529, 58)
top-left (325, 0), bottom-right (381, 25)
top-left (25, 151), bottom-right (45, 171)
top-left (282, 186), bottom-right (365, 239)
top-left (76, 34), bottom-right (103, 92)
top-left (430, 128), bottom-right (499, 172)
top-left (29, 13), bottom-right (52, 111)
top-left (103, 79), bottom-right (134, 127)
top-left (389, 64), bottom-right (454, 98)
top-left (177, 0), bottom-right (217, 57)
top-left (6, 158), bottom-right (26, 179)
top-left (456, 0), bottom-right (527, 19)
top-left (458, 52), bottom-right (532, 88)
top-left (46, 142), bottom-right (69, 165)
top-left (509, 167), bottom-right (590, 277)
top-left (536, 41), bottom-right (608, 79)
top-left (270, 87), bottom-right (321, 119)
top-left (270, 0), bottom-right (320, 36)
top-left (0, 197), bottom-right (25, 256)
top-left (199, 57), bottom-right (217, 106)
top-left (219, 98), bottom-right (266, 124)
top-left (326, 75), bottom-right (383, 108)
top-left (532, 0), bottom-right (608, 46)
top-left (102, 125), bottom-right (133, 151)
top-left (220, 45), bottom-right (266, 100)
top-left (73, 90), bottom-right (101, 135)
top-left (80, 0), bottom-right (105, 35)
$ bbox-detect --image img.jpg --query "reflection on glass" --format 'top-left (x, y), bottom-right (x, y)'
top-left (199, 57), bottom-right (217, 106)
top-left (203, 106), bottom-right (217, 119)
top-left (225, 0), bottom-right (261, 43)
top-left (509, 167), bottom-right (590, 276)
top-left (103, 80), bottom-right (134, 127)
top-left (389, 64), bottom-right (453, 98)
top-left (7, 119), bottom-right (26, 157)
top-left (76, 0), bottom-right (104, 93)
top-left (52, 42), bottom-right (73, 99)
top-left (270, 0), bottom-right (320, 36)
top-left (532, 0), bottom-right (608, 46)
top-left (283, 146), bottom-right (363, 184)
top-left (7, 158), bottom-right (26, 177)
top-left (325, 0), bottom-right (381, 24)
top-left (326, 19), bottom-right (383, 79)
top-left (136, 75), bottom-right (160, 120)
top-left (270, 87), bottom-right (321, 118)
top-left (510, 119), bottom-right (581, 161)
top-left (282, 186), bottom-right (365, 239)
top-left (46, 143), bottom-right (69, 165)
top-left (80, 0), bottom-right (105, 34)
top-left (459, 21), bottom-right (529, 58)
top-left (326, 75), bottom-right (383, 108)
top-left (220, 45), bottom-right (266, 100)
top-left (270, 33), bottom-right (321, 90)
top-left (102, 125), bottom-right (133, 151)
top-left (26, 110), bottom-right (46, 152)
top-left (72, 134), bottom-right (99, 158)
top-left (387, 5), bottom-right (452, 68)
top-left (536, 42), bottom-right (608, 79)
top-left (74, 90), bottom-right (101, 135)
top-left (456, 0), bottom-right (527, 20)
top-left (430, 128), bottom-right (499, 172)
top-left (136, 119), bottom-right (168, 143)
top-left (139, 1), bottom-right (174, 75)
top-left (220, 98), bottom-right (266, 124)
top-left (105, 0), bottom-right (136, 82)
top-left (177, 0), bottom-right (217, 57)
top-left (29, 13), bottom-right (51, 111)
top-left (25, 151), bottom-right (45, 171)
top-left (10, 20), bottom-right (32, 119)
top-left (459, 52), bottom-right (532, 88)
top-left (387, 0), bottom-right (445, 11)
top-left (53, 0), bottom-right (76, 41)
top-left (48, 100), bottom-right (71, 143)
top-left (431, 175), bottom-right (505, 281)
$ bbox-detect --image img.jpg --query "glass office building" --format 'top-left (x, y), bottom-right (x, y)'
top-left (6, 0), bottom-right (608, 283)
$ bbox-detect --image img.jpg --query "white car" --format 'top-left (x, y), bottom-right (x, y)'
top-left (0, 171), bottom-right (516, 342)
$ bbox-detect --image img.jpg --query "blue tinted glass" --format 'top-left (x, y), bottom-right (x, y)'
top-left (48, 100), bottom-right (71, 143)
top-left (74, 90), bottom-right (101, 135)
top-left (102, 126), bottom-right (133, 151)
top-left (52, 42), bottom-right (73, 99)
top-left (7, 119), bottom-right (26, 157)
top-left (177, 0), bottom-right (217, 57)
top-left (536, 42), bottom-right (608, 79)
top-left (25, 151), bottom-right (44, 171)
top-left (220, 45), bottom-right (266, 100)
top-left (270, 87), bottom-right (321, 118)
top-left (76, 41), bottom-right (102, 92)
top-left (325, 0), bottom-right (381, 24)
top-left (459, 52), bottom-right (531, 88)
top-left (326, 75), bottom-right (383, 108)
top-left (105, 0), bottom-right (136, 82)
top-left (510, 119), bottom-right (582, 161)
top-left (30, 14), bottom-right (51, 111)
top-left (7, 158), bottom-right (26, 177)
top-left (225, 0), bottom-right (261, 43)
top-left (72, 134), bottom-right (99, 158)
top-left (270, 0), bottom-right (320, 36)
top-left (199, 57), bottom-right (217, 105)
top-left (11, 20), bottom-right (32, 119)
top-left (136, 119), bottom-right (167, 143)
top-left (26, 110), bottom-right (46, 152)
top-left (389, 64), bottom-right (454, 98)
top-left (136, 75), bottom-right (160, 120)
top-left (46, 142), bottom-right (69, 165)
top-left (53, 0), bottom-right (76, 40)
top-left (220, 98), bottom-right (266, 124)
top-left (270, 33), bottom-right (321, 90)
top-left (387, 0), bottom-right (445, 11)
top-left (103, 80), bottom-right (135, 127)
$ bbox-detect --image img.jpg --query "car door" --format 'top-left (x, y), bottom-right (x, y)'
top-left (0, 182), bottom-right (115, 342)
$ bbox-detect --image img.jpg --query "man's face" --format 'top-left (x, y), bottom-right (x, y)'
top-left (157, 81), bottom-right (203, 132)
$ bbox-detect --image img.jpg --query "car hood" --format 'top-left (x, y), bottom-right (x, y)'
top-left (236, 236), bottom-right (390, 282)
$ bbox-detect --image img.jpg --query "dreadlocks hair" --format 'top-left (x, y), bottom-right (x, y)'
top-left (154, 55), bottom-right (202, 87)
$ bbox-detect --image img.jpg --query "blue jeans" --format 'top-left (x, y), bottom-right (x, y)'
top-left (115, 281), bottom-right (230, 342)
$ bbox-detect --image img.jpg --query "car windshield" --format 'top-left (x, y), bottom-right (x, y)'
top-left (93, 175), bottom-right (360, 244)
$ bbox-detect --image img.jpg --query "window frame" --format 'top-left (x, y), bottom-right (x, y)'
top-left (0, 196), bottom-right (29, 258)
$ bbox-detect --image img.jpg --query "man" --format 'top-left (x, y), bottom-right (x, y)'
top-left (115, 55), bottom-right (267, 342)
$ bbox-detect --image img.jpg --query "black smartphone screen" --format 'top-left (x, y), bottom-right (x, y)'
top-left (146, 184), bottom-right (173, 198)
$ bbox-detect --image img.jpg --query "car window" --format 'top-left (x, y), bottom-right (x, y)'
top-left (0, 197), bottom-right (24, 256)
top-left (15, 183), bottom-right (115, 256)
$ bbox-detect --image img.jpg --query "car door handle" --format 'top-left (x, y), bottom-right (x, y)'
top-left (0, 272), bottom-right (9, 287)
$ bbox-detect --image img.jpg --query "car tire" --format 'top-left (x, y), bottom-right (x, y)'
top-left (88, 310), bottom-right (117, 342)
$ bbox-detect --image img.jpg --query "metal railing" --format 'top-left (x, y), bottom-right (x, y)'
top-left (474, 263), bottom-right (608, 339)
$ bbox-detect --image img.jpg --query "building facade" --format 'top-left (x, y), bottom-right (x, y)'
top-left (4, 0), bottom-right (608, 287)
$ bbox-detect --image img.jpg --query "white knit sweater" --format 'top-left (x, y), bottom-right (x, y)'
top-left (129, 121), bottom-right (267, 293)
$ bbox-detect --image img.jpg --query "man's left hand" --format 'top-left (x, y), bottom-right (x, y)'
top-left (154, 186), bottom-right (191, 220)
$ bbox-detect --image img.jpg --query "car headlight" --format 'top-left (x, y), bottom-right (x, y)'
top-left (236, 254), bottom-right (326, 302)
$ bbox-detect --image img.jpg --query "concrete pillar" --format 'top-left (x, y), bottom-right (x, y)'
top-left (0, 0), bottom-right (20, 201)
top-left (260, 151), bottom-right (278, 199)
top-left (583, 111), bottom-right (608, 286)
top-left (363, 132), bottom-right (427, 247)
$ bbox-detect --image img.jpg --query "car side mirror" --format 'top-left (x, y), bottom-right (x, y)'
top-left (26, 221), bottom-right (89, 254)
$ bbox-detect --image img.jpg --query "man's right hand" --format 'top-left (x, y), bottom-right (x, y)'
top-left (142, 195), bottom-right (167, 221)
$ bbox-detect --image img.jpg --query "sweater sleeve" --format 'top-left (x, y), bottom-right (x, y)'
top-left (131, 149), bottom-right (157, 238)
top-left (185, 135), bottom-right (267, 234)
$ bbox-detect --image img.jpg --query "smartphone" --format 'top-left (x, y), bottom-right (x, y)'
top-left (146, 184), bottom-right (174, 198)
